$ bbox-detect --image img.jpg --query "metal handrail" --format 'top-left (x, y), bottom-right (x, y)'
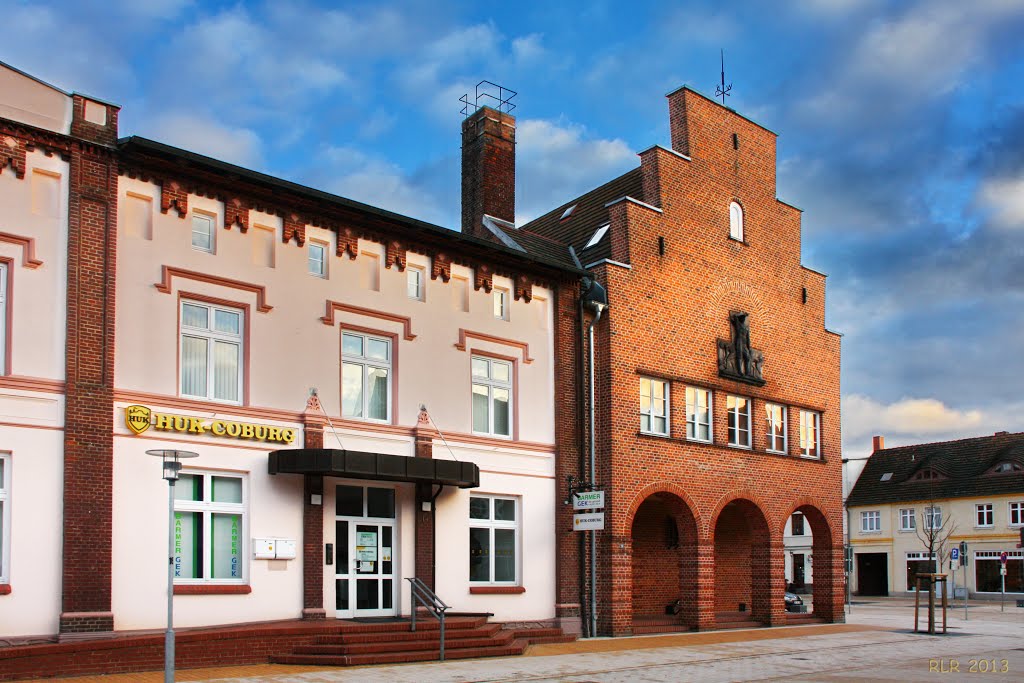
top-left (405, 577), bottom-right (450, 661)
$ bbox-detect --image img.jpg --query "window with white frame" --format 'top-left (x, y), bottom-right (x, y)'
top-left (727, 395), bottom-right (751, 447)
top-left (472, 356), bottom-right (512, 437)
top-left (906, 551), bottom-right (937, 591)
top-left (685, 387), bottom-right (711, 442)
top-left (173, 472), bottom-right (245, 583)
top-left (493, 288), bottom-right (509, 320)
top-left (308, 242), bottom-right (326, 277)
top-left (899, 508), bottom-right (916, 531)
top-left (640, 377), bottom-right (669, 436)
top-left (765, 403), bottom-right (787, 453)
top-left (975, 550), bottom-right (1024, 593)
top-left (729, 201), bottom-right (744, 241)
top-left (180, 301), bottom-right (243, 403)
top-left (1010, 501), bottom-right (1024, 526)
top-left (407, 266), bottom-right (425, 301)
top-left (469, 495), bottom-right (519, 585)
top-left (799, 410), bottom-right (820, 458)
top-left (191, 213), bottom-right (215, 252)
top-left (0, 262), bottom-right (6, 375)
top-left (861, 510), bottom-right (881, 532)
top-left (0, 454), bottom-right (9, 584)
top-left (341, 332), bottom-right (391, 422)
top-left (924, 506), bottom-right (942, 530)
top-left (976, 503), bottom-right (994, 528)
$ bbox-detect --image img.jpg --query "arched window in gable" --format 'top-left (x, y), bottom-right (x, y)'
top-left (729, 202), bottom-right (744, 241)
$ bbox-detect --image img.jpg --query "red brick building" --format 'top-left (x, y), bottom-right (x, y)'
top-left (495, 87), bottom-right (845, 635)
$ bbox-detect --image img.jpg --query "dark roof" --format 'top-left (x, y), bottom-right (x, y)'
top-left (117, 136), bottom-right (585, 278)
top-left (847, 432), bottom-right (1024, 507)
top-left (519, 167), bottom-right (644, 265)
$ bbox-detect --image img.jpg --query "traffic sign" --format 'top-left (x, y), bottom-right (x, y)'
top-left (573, 512), bottom-right (605, 531)
top-left (1001, 551), bottom-right (1009, 565)
top-left (572, 490), bottom-right (605, 510)
top-left (951, 547), bottom-right (960, 562)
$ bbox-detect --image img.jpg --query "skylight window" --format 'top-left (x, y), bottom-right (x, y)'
top-left (560, 204), bottom-right (577, 220)
top-left (880, 472), bottom-right (893, 482)
top-left (583, 224), bottom-right (609, 250)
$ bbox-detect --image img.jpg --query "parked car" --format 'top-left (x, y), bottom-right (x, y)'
top-left (785, 591), bottom-right (804, 612)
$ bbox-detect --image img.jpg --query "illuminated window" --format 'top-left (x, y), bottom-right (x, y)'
top-left (766, 403), bottom-right (787, 453)
top-left (799, 410), bottom-right (820, 458)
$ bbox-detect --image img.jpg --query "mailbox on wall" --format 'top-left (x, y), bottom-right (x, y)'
top-left (252, 538), bottom-right (298, 560)
top-left (274, 539), bottom-right (297, 560)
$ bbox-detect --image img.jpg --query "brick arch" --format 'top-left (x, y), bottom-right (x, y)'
top-left (626, 484), bottom-right (701, 631)
top-left (778, 498), bottom-right (841, 621)
top-left (622, 481), bottom-right (702, 533)
top-left (705, 489), bottom-right (773, 541)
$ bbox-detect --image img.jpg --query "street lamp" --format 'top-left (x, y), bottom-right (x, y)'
top-left (147, 449), bottom-right (198, 683)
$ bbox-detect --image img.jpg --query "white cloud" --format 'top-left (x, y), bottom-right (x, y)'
top-left (800, 0), bottom-right (1024, 122)
top-left (841, 394), bottom-right (1021, 459)
top-left (317, 147), bottom-right (449, 226)
top-left (144, 113), bottom-right (264, 168)
top-left (512, 34), bottom-right (546, 64)
top-left (977, 174), bottom-right (1024, 230)
top-left (516, 118), bottom-right (636, 224)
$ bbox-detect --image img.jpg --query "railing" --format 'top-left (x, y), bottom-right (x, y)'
top-left (406, 577), bottom-right (450, 661)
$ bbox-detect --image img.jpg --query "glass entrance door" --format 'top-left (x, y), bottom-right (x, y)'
top-left (334, 485), bottom-right (397, 618)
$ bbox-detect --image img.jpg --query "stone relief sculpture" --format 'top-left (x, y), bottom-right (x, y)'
top-left (717, 311), bottom-right (765, 386)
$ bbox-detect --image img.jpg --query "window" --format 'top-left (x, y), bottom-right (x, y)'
top-left (0, 262), bottom-right (6, 375)
top-left (341, 332), bottom-right (391, 422)
top-left (173, 472), bottom-right (245, 583)
top-left (993, 461), bottom-right (1022, 474)
top-left (912, 469), bottom-right (940, 481)
top-left (906, 552), bottom-right (937, 591)
top-left (799, 410), bottom-right (820, 458)
top-left (975, 551), bottom-right (1024, 593)
top-left (1010, 502), bottom-right (1024, 526)
top-left (685, 387), bottom-right (711, 442)
top-left (791, 513), bottom-right (805, 536)
top-left (407, 266), bottom-right (424, 301)
top-left (976, 504), bottom-right (994, 528)
top-left (729, 201), bottom-right (744, 241)
top-left (469, 495), bottom-right (518, 585)
top-left (308, 242), bottom-right (326, 277)
top-left (924, 506), bottom-right (942, 530)
top-left (765, 403), bottom-right (787, 453)
top-left (727, 395), bottom-right (751, 448)
top-left (583, 224), bottom-right (609, 250)
top-left (472, 356), bottom-right (512, 437)
top-left (0, 454), bottom-right (8, 584)
top-left (493, 288), bottom-right (509, 320)
top-left (640, 378), bottom-right (669, 436)
top-left (861, 510), bottom-right (881, 532)
top-left (899, 508), bottom-right (916, 531)
top-left (180, 301), bottom-right (243, 403)
top-left (191, 213), bottom-right (215, 252)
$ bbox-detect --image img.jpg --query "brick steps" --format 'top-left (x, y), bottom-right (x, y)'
top-left (632, 622), bottom-right (692, 634)
top-left (315, 622), bottom-right (499, 645)
top-left (294, 632), bottom-right (515, 656)
top-left (273, 639), bottom-right (528, 666)
top-left (714, 612), bottom-right (764, 630)
top-left (509, 627), bottom-right (577, 645)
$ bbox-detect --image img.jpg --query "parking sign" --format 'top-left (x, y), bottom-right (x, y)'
top-left (951, 547), bottom-right (960, 562)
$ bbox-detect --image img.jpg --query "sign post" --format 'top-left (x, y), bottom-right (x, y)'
top-left (1000, 551), bottom-right (1008, 612)
top-left (960, 541), bottom-right (969, 620)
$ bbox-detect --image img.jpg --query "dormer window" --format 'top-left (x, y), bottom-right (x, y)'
top-left (993, 461), bottom-right (1022, 474)
top-left (911, 468), bottom-right (940, 481)
top-left (729, 202), bottom-right (744, 241)
top-left (583, 224), bottom-right (609, 250)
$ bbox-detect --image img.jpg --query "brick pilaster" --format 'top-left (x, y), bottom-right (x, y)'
top-left (413, 407), bottom-right (437, 590)
top-left (60, 129), bottom-right (118, 635)
top-left (301, 395), bottom-right (326, 620)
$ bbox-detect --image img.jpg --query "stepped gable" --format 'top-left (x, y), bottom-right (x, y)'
top-left (847, 431), bottom-right (1024, 507)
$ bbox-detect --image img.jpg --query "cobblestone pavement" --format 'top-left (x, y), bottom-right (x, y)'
top-left (30, 599), bottom-right (1024, 683)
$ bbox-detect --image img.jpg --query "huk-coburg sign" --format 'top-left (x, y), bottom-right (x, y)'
top-left (124, 405), bottom-right (297, 444)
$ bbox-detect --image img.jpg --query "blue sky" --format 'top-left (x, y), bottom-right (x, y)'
top-left (6, 0), bottom-right (1024, 458)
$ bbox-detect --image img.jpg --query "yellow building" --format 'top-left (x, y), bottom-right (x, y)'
top-left (847, 433), bottom-right (1024, 599)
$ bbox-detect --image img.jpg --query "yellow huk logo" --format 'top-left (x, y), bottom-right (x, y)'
top-left (125, 405), bottom-right (152, 435)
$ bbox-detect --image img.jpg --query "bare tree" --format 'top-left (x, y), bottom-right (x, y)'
top-left (913, 502), bottom-right (957, 634)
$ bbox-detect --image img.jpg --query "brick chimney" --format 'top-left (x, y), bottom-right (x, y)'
top-left (872, 435), bottom-right (885, 452)
top-left (461, 106), bottom-right (515, 238)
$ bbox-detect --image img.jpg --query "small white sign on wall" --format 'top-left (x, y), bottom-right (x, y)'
top-left (573, 512), bottom-right (605, 531)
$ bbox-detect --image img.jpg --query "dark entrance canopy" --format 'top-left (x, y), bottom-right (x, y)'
top-left (269, 448), bottom-right (479, 488)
